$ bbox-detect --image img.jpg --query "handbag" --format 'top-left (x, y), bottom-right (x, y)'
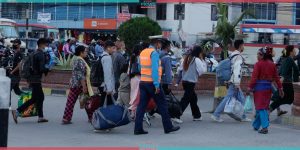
top-left (165, 92), bottom-right (182, 118)
top-left (85, 94), bottom-right (101, 121)
top-left (224, 93), bottom-right (244, 121)
top-left (92, 95), bottom-right (130, 130)
top-left (18, 92), bottom-right (37, 118)
top-left (244, 95), bottom-right (253, 113)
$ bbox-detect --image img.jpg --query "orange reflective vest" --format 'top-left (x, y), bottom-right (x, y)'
top-left (140, 48), bottom-right (162, 82)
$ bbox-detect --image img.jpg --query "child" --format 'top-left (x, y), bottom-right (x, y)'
top-left (117, 64), bottom-right (130, 108)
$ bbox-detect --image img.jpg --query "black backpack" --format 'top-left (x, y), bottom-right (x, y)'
top-left (19, 52), bottom-right (37, 80)
top-left (91, 54), bottom-right (108, 87)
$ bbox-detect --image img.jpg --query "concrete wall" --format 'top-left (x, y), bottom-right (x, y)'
top-left (148, 3), bottom-right (238, 46)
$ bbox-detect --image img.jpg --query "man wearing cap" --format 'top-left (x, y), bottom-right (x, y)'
top-left (134, 35), bottom-right (180, 135)
top-left (12, 38), bottom-right (49, 124)
top-left (8, 39), bottom-right (25, 96)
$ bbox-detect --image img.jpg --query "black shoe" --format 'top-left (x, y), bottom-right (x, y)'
top-left (165, 126), bottom-right (180, 134)
top-left (253, 128), bottom-right (259, 131)
top-left (134, 130), bottom-right (148, 135)
top-left (258, 128), bottom-right (268, 134)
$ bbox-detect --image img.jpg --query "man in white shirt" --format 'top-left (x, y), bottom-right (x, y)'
top-left (211, 39), bottom-right (252, 122)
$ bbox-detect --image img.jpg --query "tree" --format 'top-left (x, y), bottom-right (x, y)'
top-left (118, 17), bottom-right (162, 51)
top-left (204, 3), bottom-right (254, 59)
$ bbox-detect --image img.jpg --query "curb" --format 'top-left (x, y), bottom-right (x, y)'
top-left (274, 115), bottom-right (300, 129)
top-left (21, 86), bottom-right (213, 97)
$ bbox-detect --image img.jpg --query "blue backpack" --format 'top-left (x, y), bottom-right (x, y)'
top-left (216, 54), bottom-right (239, 83)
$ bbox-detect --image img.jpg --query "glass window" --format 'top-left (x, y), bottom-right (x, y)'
top-left (68, 4), bottom-right (79, 20)
top-left (174, 4), bottom-right (185, 20)
top-left (55, 3), bottom-right (68, 20)
top-left (0, 25), bottom-right (19, 38)
top-left (156, 3), bottom-right (167, 20)
top-left (93, 4), bottom-right (105, 18)
top-left (44, 4), bottom-right (56, 20)
top-left (105, 5), bottom-right (117, 19)
top-left (80, 3), bottom-right (92, 20)
top-left (242, 3), bottom-right (276, 21)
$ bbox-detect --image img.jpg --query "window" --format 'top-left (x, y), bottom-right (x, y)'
top-left (242, 3), bottom-right (276, 21)
top-left (211, 5), bottom-right (218, 21)
top-left (296, 3), bottom-right (300, 25)
top-left (174, 4), bottom-right (185, 20)
top-left (68, 3), bottom-right (79, 20)
top-left (156, 3), bottom-right (167, 20)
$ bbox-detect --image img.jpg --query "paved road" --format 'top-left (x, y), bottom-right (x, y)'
top-left (8, 94), bottom-right (300, 147)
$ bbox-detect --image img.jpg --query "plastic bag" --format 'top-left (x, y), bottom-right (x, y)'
top-left (244, 95), bottom-right (253, 113)
top-left (224, 96), bottom-right (244, 121)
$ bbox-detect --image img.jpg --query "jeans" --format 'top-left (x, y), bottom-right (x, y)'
top-left (253, 109), bottom-right (269, 129)
top-left (213, 84), bottom-right (246, 119)
top-left (180, 81), bottom-right (201, 119)
top-left (17, 82), bottom-right (44, 118)
top-left (134, 82), bottom-right (173, 132)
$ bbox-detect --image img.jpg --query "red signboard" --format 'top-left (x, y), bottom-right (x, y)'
top-left (84, 19), bottom-right (117, 30)
top-left (157, 0), bottom-right (300, 2)
top-left (117, 13), bottom-right (131, 22)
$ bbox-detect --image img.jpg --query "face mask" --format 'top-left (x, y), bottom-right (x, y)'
top-left (43, 47), bottom-right (49, 52)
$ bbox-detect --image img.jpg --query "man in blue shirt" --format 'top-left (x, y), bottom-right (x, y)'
top-left (134, 36), bottom-right (180, 135)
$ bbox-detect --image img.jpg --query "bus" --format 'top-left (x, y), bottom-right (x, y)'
top-left (0, 18), bottom-right (25, 48)
top-left (17, 23), bottom-right (59, 40)
top-left (240, 24), bottom-right (300, 64)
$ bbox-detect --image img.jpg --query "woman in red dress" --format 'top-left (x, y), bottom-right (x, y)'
top-left (248, 47), bottom-right (283, 134)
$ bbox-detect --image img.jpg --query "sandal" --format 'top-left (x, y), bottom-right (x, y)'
top-left (277, 110), bottom-right (288, 116)
top-left (258, 128), bottom-right (268, 134)
top-left (62, 119), bottom-right (72, 125)
top-left (38, 118), bottom-right (49, 123)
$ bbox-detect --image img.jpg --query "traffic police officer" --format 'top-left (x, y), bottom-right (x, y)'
top-left (134, 35), bottom-right (180, 135)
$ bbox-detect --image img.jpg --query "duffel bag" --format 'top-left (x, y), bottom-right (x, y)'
top-left (165, 92), bottom-right (182, 118)
top-left (91, 95), bottom-right (130, 130)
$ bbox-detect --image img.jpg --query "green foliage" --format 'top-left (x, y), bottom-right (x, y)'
top-left (118, 17), bottom-right (162, 51)
top-left (53, 54), bottom-right (74, 70)
top-left (213, 3), bottom-right (255, 58)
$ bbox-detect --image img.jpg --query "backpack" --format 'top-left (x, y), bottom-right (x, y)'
top-left (215, 54), bottom-right (239, 83)
top-left (90, 54), bottom-right (108, 87)
top-left (19, 52), bottom-right (37, 80)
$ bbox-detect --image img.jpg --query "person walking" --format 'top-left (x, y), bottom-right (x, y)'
top-left (160, 39), bottom-right (173, 95)
top-left (95, 40), bottom-right (104, 58)
top-left (270, 45), bottom-right (299, 112)
top-left (248, 47), bottom-right (283, 134)
top-left (12, 38), bottom-right (49, 124)
top-left (62, 45), bottom-right (94, 124)
top-left (8, 39), bottom-right (24, 96)
top-left (63, 39), bottom-right (72, 58)
top-left (211, 39), bottom-right (252, 123)
top-left (134, 36), bottom-right (180, 135)
top-left (112, 40), bottom-right (127, 99)
top-left (116, 64), bottom-right (130, 108)
top-left (128, 44), bottom-right (143, 119)
top-left (179, 45), bottom-right (207, 122)
top-left (99, 40), bottom-right (116, 107)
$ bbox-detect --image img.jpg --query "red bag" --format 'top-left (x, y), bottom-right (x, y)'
top-left (146, 98), bottom-right (156, 112)
top-left (85, 94), bottom-right (101, 121)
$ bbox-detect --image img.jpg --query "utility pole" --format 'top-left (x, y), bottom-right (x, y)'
top-left (177, 2), bottom-right (185, 47)
top-left (25, 8), bottom-right (29, 56)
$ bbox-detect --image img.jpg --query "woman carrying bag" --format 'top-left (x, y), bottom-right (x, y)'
top-left (179, 45), bottom-right (207, 121)
top-left (62, 45), bottom-right (94, 124)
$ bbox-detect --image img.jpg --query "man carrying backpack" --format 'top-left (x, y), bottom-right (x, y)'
top-left (211, 39), bottom-right (252, 123)
top-left (12, 38), bottom-right (49, 124)
top-left (98, 40), bottom-right (116, 107)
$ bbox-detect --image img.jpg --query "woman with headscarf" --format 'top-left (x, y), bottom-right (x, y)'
top-left (248, 47), bottom-right (283, 134)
